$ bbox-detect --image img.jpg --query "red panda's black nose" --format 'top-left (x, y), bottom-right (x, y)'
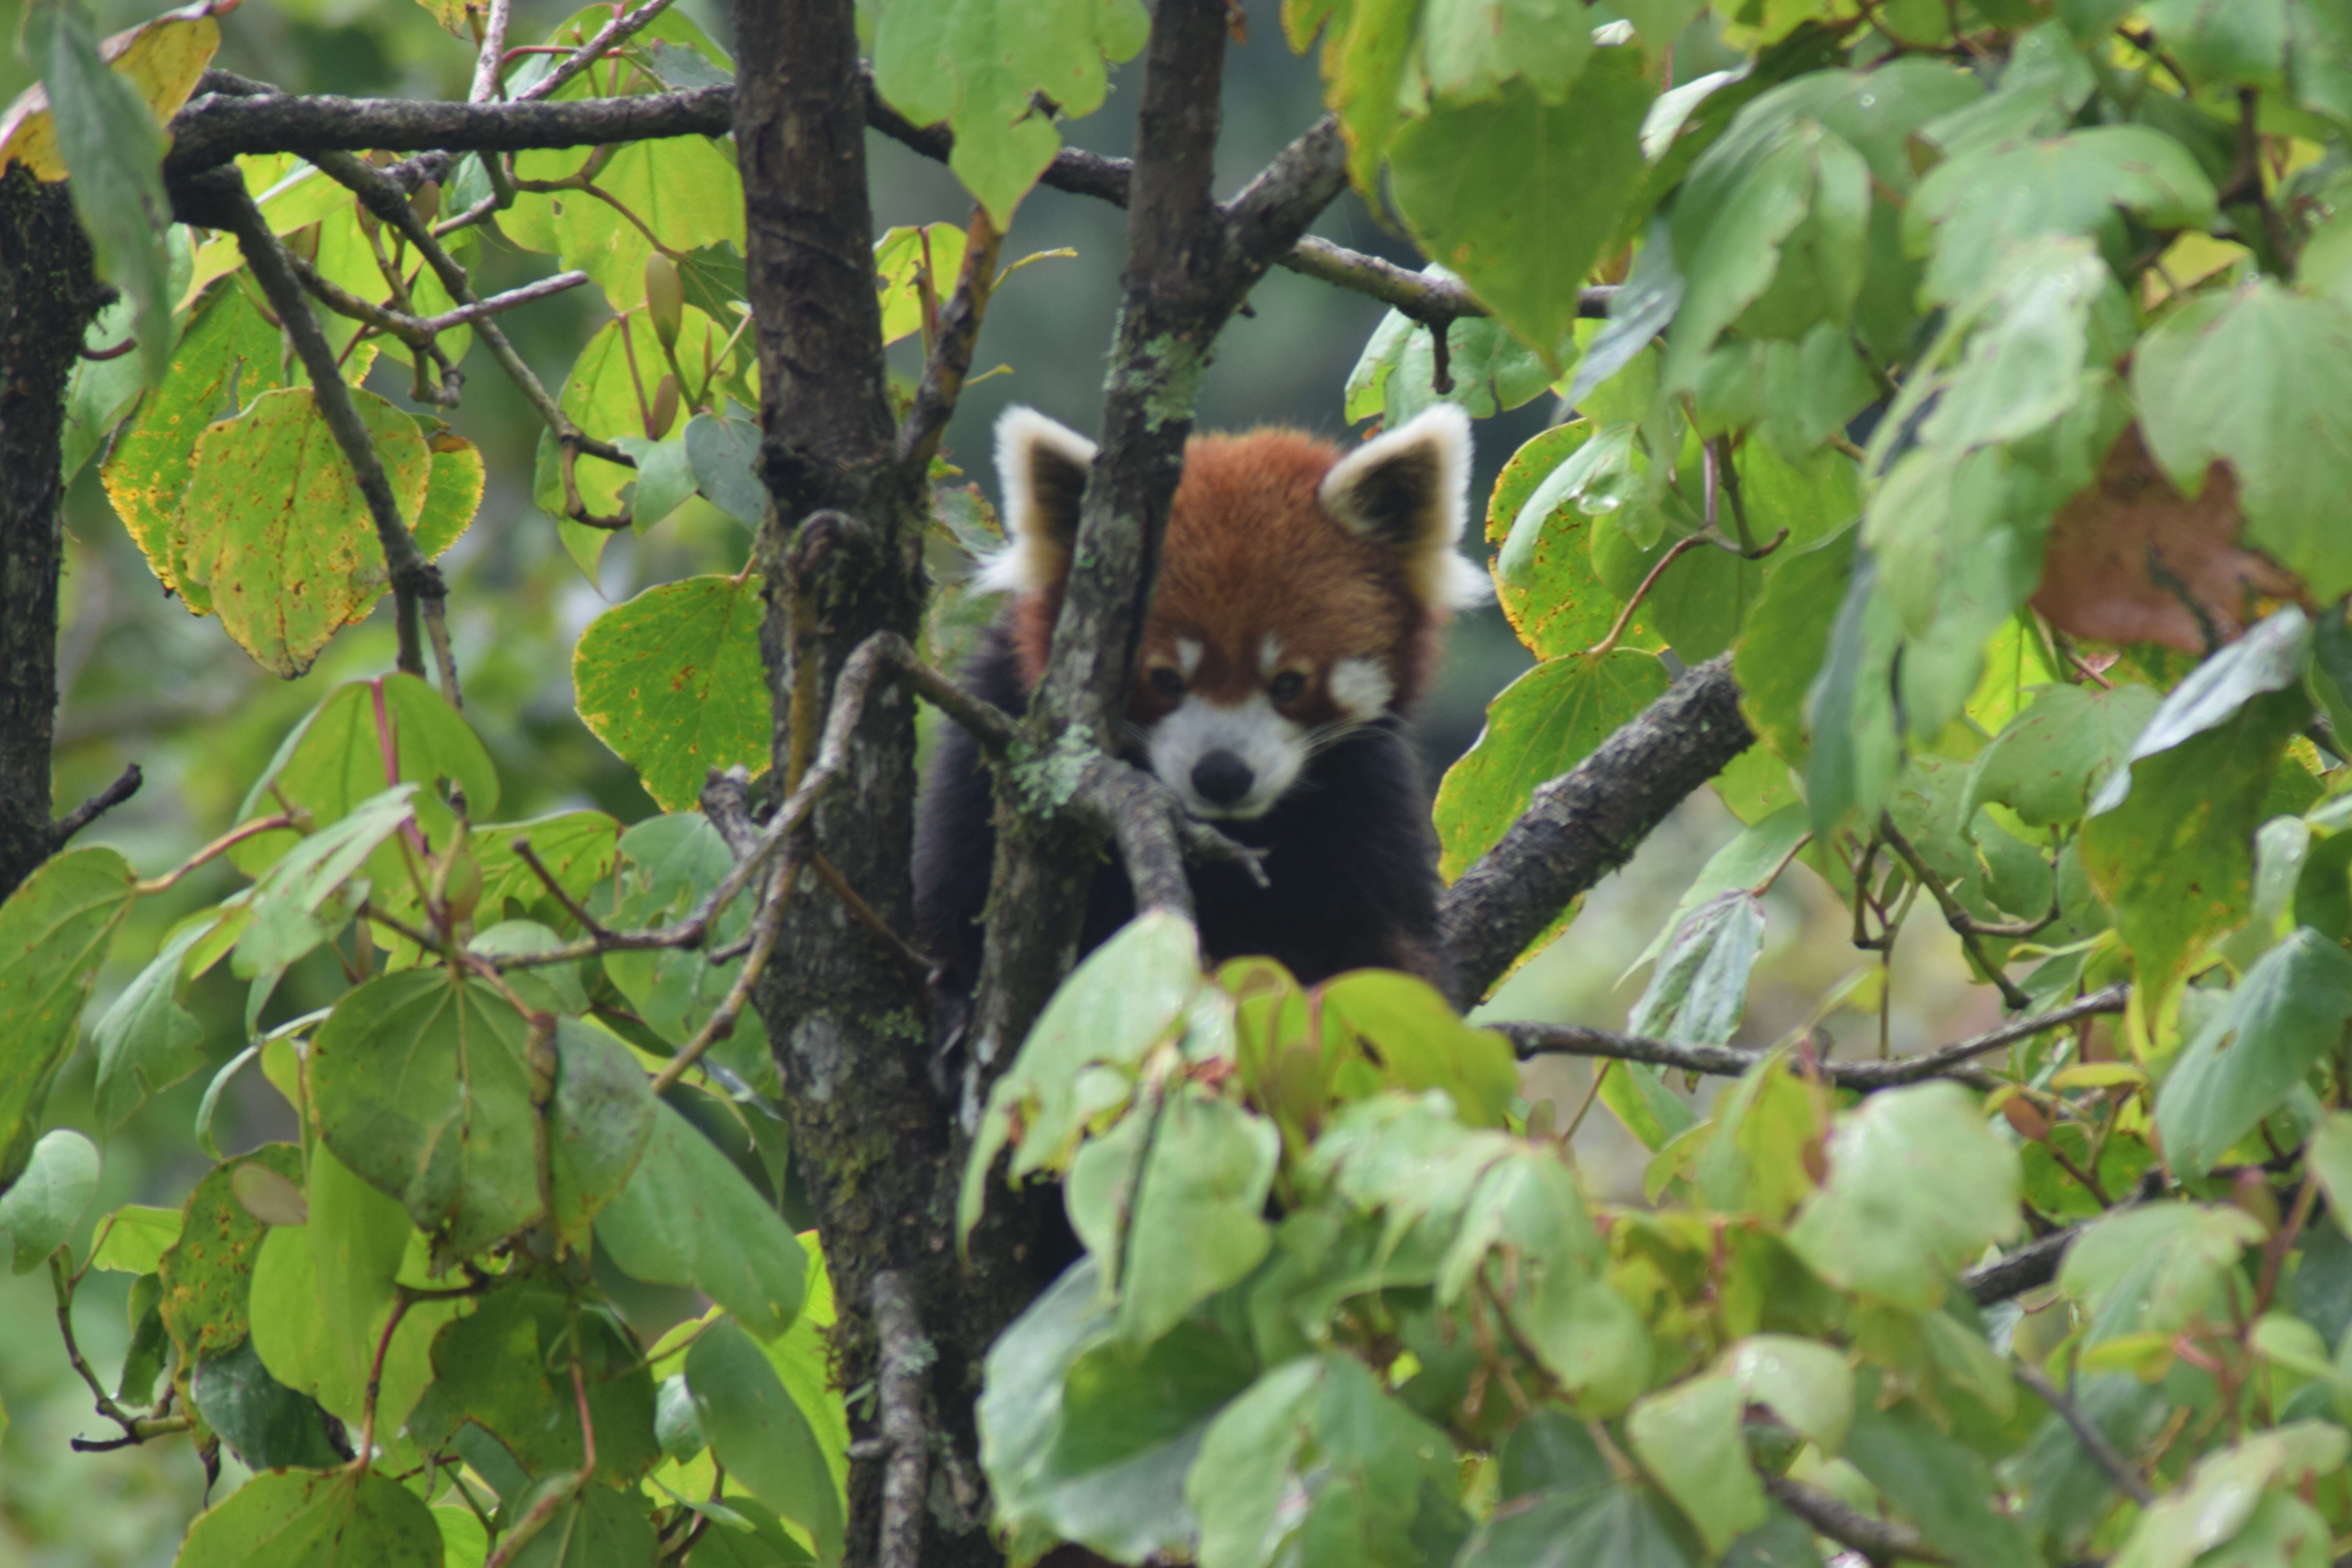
top-left (1191, 750), bottom-right (1254, 807)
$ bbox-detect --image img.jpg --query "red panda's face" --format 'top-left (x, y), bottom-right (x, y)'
top-left (984, 406), bottom-right (1486, 820)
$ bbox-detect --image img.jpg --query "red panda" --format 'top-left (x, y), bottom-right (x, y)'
top-left (913, 402), bottom-right (1485, 1003)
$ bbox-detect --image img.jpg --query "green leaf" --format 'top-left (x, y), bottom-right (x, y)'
top-left (172, 1468), bottom-right (443, 1568)
top-left (1843, 1397), bottom-right (2036, 1568)
top-left (2111, 1422), bottom-right (2350, 1568)
top-left (532, 304), bottom-right (737, 548)
top-left (157, 1142), bottom-right (304, 1361)
top-left (1906, 127), bottom-right (2217, 307)
top-left (504, 1481), bottom-right (659, 1568)
top-left (1734, 523), bottom-right (1856, 771)
top-left (616, 432), bottom-right (697, 531)
top-left (1421, 0), bottom-right (1593, 103)
top-left (2307, 1111), bottom-right (2352, 1220)
top-left (310, 971), bottom-right (541, 1262)
top-left (426, 1283), bottom-right (661, 1477)
top-left (171, 386), bottom-right (437, 675)
top-left (1786, 1082), bottom-right (2023, 1308)
top-left (1486, 424), bottom-right (1621, 657)
top-left (232, 785), bottom-right (418, 979)
top-left (2020, 1372), bottom-right (2172, 1553)
top-left (683, 411), bottom-right (765, 527)
top-left (548, 1019), bottom-right (655, 1247)
top-left (1187, 1354), bottom-right (1463, 1568)
top-left (2158, 929), bottom-right (2352, 1174)
top-left (25, 0), bottom-right (174, 386)
top-left (0, 1128), bottom-right (98, 1272)
top-left (1626, 892), bottom-right (1765, 1047)
top-left (964, 912), bottom-right (1201, 1240)
top-left (1967, 681), bottom-right (2161, 828)
top-left (89, 1203), bottom-right (181, 1274)
top-left (602, 817), bottom-right (767, 1070)
top-left (982, 1260), bottom-right (1252, 1562)
top-left (101, 281), bottom-right (287, 596)
top-left (1433, 649), bottom-right (1673, 879)
top-left (233, 673), bottom-right (501, 886)
top-left (1802, 550), bottom-right (1901, 834)
top-left (1627, 1374), bottom-right (1768, 1555)
top-left (1318, 970), bottom-right (1520, 1127)
top-left (2060, 1203), bottom-right (2266, 1345)
top-left (0, 846), bottom-right (135, 1183)
top-left (686, 1319), bottom-right (845, 1563)
top-left (1390, 52), bottom-right (1654, 368)
top-left (573, 574), bottom-right (773, 812)
top-left (1664, 117), bottom-right (1828, 390)
top-left (1344, 289), bottom-right (1557, 426)
top-left (596, 1098), bottom-right (807, 1339)
top-left (89, 915), bottom-right (211, 1132)
top-left (871, 0), bottom-right (1148, 226)
top-left (1633, 806), bottom-right (1809, 974)
top-left (507, 134), bottom-right (744, 312)
top-left (1116, 1088), bottom-right (1279, 1346)
top-left (2084, 680), bottom-right (2307, 1016)
top-left (2134, 283), bottom-right (2352, 602)
top-left (189, 1338), bottom-right (348, 1471)
top-left (1720, 1334), bottom-right (1854, 1454)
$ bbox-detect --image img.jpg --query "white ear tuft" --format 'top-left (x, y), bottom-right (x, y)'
top-left (975, 406), bottom-right (1098, 595)
top-left (1319, 404), bottom-right (1487, 612)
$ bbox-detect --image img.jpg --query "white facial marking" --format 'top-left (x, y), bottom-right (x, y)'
top-left (1144, 693), bottom-right (1307, 820)
top-left (1259, 633), bottom-right (1285, 679)
top-left (1176, 638), bottom-right (1204, 679)
top-left (1329, 657), bottom-right (1396, 719)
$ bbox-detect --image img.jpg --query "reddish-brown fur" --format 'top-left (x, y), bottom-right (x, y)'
top-left (1006, 429), bottom-right (1448, 722)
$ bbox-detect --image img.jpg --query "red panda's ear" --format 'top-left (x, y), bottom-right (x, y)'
top-left (1319, 404), bottom-right (1488, 612)
top-left (978, 407), bottom-right (1097, 595)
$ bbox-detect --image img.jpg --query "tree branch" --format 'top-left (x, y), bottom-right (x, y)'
top-left (49, 762), bottom-right (142, 851)
top-left (1497, 984), bottom-right (2129, 1093)
top-left (2013, 1360), bottom-right (2156, 1508)
top-left (175, 167), bottom-right (443, 678)
top-left (1441, 654), bottom-right (1756, 1006)
top-left (1761, 1475), bottom-right (1947, 1565)
top-left (869, 1270), bottom-right (932, 1568)
top-left (896, 207), bottom-right (1003, 476)
top-left (164, 82), bottom-right (733, 180)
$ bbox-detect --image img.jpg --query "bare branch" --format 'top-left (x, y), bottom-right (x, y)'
top-left (869, 1270), bottom-right (933, 1568)
top-left (49, 763), bottom-right (142, 850)
top-left (1762, 1475), bottom-right (1947, 1565)
top-left (175, 167), bottom-right (443, 679)
top-left (1497, 984), bottom-right (2129, 1093)
top-left (165, 82), bottom-right (732, 180)
top-left (2013, 1361), bottom-right (2156, 1508)
top-left (1441, 654), bottom-right (1755, 1006)
top-left (466, 0), bottom-right (514, 105)
top-left (1964, 1227), bottom-right (2079, 1307)
top-left (524, 0), bottom-right (687, 105)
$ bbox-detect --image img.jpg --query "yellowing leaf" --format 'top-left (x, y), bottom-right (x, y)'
top-left (572, 574), bottom-right (773, 812)
top-left (0, 0), bottom-right (237, 181)
top-left (171, 386), bottom-right (437, 677)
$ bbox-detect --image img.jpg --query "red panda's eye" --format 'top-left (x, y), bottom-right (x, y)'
top-left (1148, 667), bottom-right (1185, 700)
top-left (1269, 671), bottom-right (1307, 703)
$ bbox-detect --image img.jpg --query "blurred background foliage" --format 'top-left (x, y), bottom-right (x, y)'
top-left (0, 1), bottom-right (1978, 1559)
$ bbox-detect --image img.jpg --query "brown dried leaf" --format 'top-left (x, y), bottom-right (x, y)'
top-left (2032, 424), bottom-right (2299, 651)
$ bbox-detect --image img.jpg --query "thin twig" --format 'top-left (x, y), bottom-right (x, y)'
top-left (468, 0), bottom-right (515, 105)
top-left (184, 168), bottom-right (443, 678)
top-left (49, 762), bottom-right (142, 849)
top-left (2013, 1361), bottom-right (2155, 1508)
top-left (523, 0), bottom-right (687, 105)
top-left (648, 848), bottom-right (798, 1096)
top-left (512, 835), bottom-right (613, 938)
top-left (1761, 1474), bottom-right (1947, 1564)
top-left (897, 206), bottom-right (1005, 474)
top-left (1876, 814), bottom-right (2033, 1009)
top-left (870, 1270), bottom-right (932, 1568)
top-left (1499, 983), bottom-right (2130, 1092)
top-left (811, 853), bottom-right (933, 980)
top-left (133, 810), bottom-right (297, 895)
top-left (424, 598), bottom-right (462, 708)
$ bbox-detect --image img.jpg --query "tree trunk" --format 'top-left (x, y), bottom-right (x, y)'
top-left (0, 169), bottom-right (100, 902)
